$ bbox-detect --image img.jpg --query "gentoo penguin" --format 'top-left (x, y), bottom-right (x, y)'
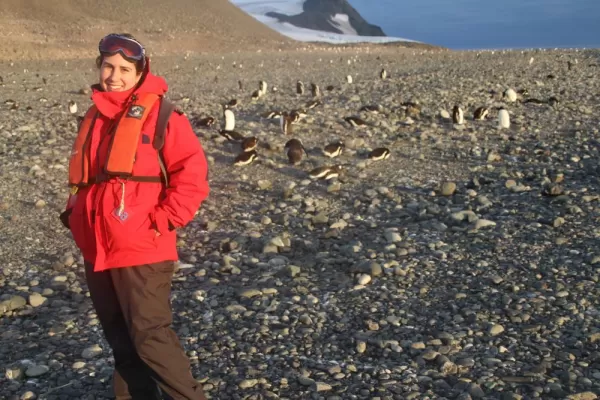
top-left (380, 68), bottom-right (387, 79)
top-left (517, 88), bottom-right (529, 96)
top-left (280, 112), bottom-right (294, 135)
top-left (296, 81), bottom-right (304, 95)
top-left (309, 165), bottom-right (343, 180)
top-left (326, 85), bottom-right (335, 91)
top-left (323, 141), bottom-right (344, 158)
top-left (344, 116), bottom-right (367, 128)
top-left (284, 138), bottom-right (308, 164)
top-left (223, 108), bottom-right (235, 131)
top-left (219, 129), bottom-right (245, 142)
top-left (68, 100), bottom-right (77, 114)
top-left (233, 150), bottom-right (257, 166)
top-left (346, 75), bottom-right (353, 84)
top-left (310, 83), bottom-right (320, 98)
top-left (368, 147), bottom-right (391, 160)
top-left (497, 107), bottom-right (510, 129)
top-left (305, 100), bottom-right (322, 110)
top-left (241, 136), bottom-right (258, 152)
top-left (195, 116), bottom-right (215, 127)
top-left (359, 104), bottom-right (381, 114)
top-left (547, 96), bottom-right (559, 107)
top-left (503, 88), bottom-right (518, 103)
top-left (226, 98), bottom-right (239, 108)
top-left (452, 105), bottom-right (464, 124)
top-left (259, 80), bottom-right (267, 94)
top-left (473, 106), bottom-right (489, 121)
top-left (238, 80), bottom-right (244, 91)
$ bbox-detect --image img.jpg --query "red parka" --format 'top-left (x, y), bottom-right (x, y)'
top-left (65, 61), bottom-right (209, 272)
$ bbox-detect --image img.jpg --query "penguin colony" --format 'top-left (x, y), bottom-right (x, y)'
top-left (166, 60), bottom-right (560, 180)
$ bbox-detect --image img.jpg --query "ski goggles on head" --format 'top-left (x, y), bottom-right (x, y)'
top-left (98, 34), bottom-right (146, 65)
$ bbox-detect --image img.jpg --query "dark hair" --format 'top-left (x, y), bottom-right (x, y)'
top-left (95, 33), bottom-right (145, 74)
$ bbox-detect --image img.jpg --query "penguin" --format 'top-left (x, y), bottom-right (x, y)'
top-left (523, 98), bottom-right (546, 105)
top-left (238, 80), bottom-right (244, 91)
top-left (380, 68), bottom-right (387, 79)
top-left (310, 83), bottom-right (321, 98)
top-left (323, 141), bottom-right (344, 158)
top-left (262, 110), bottom-right (282, 119)
top-left (326, 85), bottom-right (335, 91)
top-left (219, 129), bottom-right (245, 142)
top-left (503, 88), bottom-right (518, 103)
top-left (223, 108), bottom-right (235, 131)
top-left (68, 100), bottom-right (77, 114)
top-left (497, 107), bottom-right (510, 129)
top-left (290, 109), bottom-right (307, 123)
top-left (368, 147), bottom-right (391, 160)
top-left (402, 101), bottom-right (421, 117)
top-left (233, 150), bottom-right (257, 166)
top-left (359, 104), bottom-right (381, 114)
top-left (241, 136), bottom-right (258, 152)
top-left (227, 98), bottom-right (239, 108)
top-left (344, 116), bottom-right (367, 128)
top-left (259, 80), bottom-right (267, 94)
top-left (251, 89), bottom-right (262, 100)
top-left (452, 105), bottom-right (464, 125)
top-left (195, 116), bottom-right (215, 127)
top-left (280, 112), bottom-right (294, 135)
top-left (517, 88), bottom-right (529, 96)
top-left (306, 100), bottom-right (322, 110)
top-left (284, 138), bottom-right (308, 164)
top-left (296, 81), bottom-right (304, 95)
top-left (309, 165), bottom-right (343, 180)
top-left (547, 96), bottom-right (559, 107)
top-left (473, 106), bottom-right (489, 121)
top-left (346, 75), bottom-right (353, 84)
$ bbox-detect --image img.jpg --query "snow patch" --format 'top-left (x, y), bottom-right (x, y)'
top-left (230, 0), bottom-right (418, 44)
top-left (329, 13), bottom-right (358, 35)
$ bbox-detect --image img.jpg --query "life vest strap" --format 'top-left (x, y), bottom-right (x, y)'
top-left (85, 175), bottom-right (164, 185)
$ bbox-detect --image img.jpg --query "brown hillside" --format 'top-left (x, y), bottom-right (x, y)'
top-left (0, 0), bottom-right (291, 61)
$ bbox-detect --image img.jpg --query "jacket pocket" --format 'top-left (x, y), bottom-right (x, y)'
top-left (102, 202), bottom-right (158, 253)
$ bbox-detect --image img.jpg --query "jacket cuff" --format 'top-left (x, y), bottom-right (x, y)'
top-left (151, 207), bottom-right (175, 235)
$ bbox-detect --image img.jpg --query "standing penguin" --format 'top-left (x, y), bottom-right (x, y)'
top-left (280, 112), bottom-right (294, 135)
top-left (380, 68), bottom-right (387, 79)
top-left (310, 83), bottom-right (321, 98)
top-left (296, 81), bottom-right (304, 95)
top-left (223, 107), bottom-right (235, 131)
top-left (68, 100), bottom-right (78, 114)
top-left (284, 138), bottom-right (308, 164)
top-left (452, 105), bottom-right (464, 125)
top-left (497, 107), bottom-right (510, 129)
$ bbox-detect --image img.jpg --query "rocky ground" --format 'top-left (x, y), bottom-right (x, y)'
top-left (1, 46), bottom-right (600, 400)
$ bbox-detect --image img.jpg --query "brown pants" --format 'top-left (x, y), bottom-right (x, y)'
top-left (84, 261), bottom-right (207, 400)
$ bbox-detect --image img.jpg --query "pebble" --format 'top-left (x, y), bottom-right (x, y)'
top-left (489, 324), bottom-right (505, 336)
top-left (81, 344), bottom-right (103, 359)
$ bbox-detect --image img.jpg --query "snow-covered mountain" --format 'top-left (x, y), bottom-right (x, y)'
top-left (230, 0), bottom-right (417, 44)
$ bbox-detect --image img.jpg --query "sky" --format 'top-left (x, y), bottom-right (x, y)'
top-left (347, 0), bottom-right (600, 49)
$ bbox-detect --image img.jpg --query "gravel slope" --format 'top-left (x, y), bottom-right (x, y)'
top-left (1, 46), bottom-right (600, 399)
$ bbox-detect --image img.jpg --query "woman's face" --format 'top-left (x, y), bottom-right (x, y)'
top-left (99, 53), bottom-right (142, 92)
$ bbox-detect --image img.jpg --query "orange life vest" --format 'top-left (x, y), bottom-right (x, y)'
top-left (68, 93), bottom-right (163, 190)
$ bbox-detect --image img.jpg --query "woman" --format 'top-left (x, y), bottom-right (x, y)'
top-left (60, 33), bottom-right (210, 400)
